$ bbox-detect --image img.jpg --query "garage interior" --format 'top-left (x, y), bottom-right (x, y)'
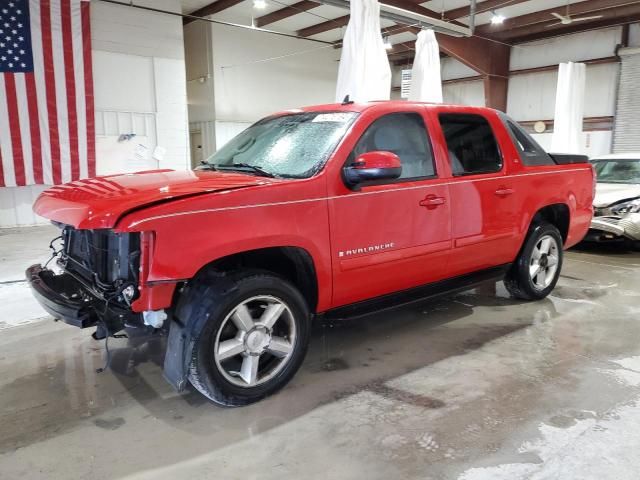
top-left (1, 0), bottom-right (640, 478)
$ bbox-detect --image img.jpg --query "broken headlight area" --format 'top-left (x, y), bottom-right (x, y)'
top-left (27, 224), bottom-right (144, 335)
top-left (610, 198), bottom-right (640, 215)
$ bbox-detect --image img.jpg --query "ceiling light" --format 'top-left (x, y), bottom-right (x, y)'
top-left (253, 0), bottom-right (267, 9)
top-left (490, 10), bottom-right (505, 25)
top-left (383, 37), bottom-right (393, 50)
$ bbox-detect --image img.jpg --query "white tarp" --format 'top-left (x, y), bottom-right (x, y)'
top-left (408, 29), bottom-right (443, 103)
top-left (335, 0), bottom-right (391, 103)
top-left (551, 61), bottom-right (586, 153)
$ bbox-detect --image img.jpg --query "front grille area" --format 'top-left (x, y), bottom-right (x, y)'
top-left (59, 226), bottom-right (141, 296)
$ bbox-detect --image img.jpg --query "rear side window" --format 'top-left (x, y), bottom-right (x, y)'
top-left (349, 112), bottom-right (436, 180)
top-left (501, 114), bottom-right (554, 166)
top-left (439, 113), bottom-right (502, 176)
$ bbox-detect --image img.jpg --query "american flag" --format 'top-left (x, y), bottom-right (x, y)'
top-left (0, 0), bottom-right (94, 187)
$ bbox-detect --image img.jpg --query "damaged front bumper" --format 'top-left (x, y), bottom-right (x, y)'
top-left (587, 213), bottom-right (640, 242)
top-left (26, 264), bottom-right (99, 328)
top-left (26, 264), bottom-right (142, 332)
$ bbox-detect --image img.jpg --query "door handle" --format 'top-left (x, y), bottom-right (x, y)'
top-left (494, 187), bottom-right (514, 197)
top-left (419, 195), bottom-right (446, 209)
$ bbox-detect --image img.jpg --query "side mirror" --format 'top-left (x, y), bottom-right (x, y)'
top-left (343, 151), bottom-right (402, 188)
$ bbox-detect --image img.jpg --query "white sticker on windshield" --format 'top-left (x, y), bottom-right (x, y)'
top-left (312, 113), bottom-right (353, 123)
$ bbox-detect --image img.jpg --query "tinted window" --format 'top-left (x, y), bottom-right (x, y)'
top-left (439, 113), bottom-right (502, 175)
top-left (501, 114), bottom-right (554, 166)
top-left (349, 113), bottom-right (435, 180)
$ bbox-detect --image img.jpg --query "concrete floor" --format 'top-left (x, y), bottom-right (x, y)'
top-left (1, 226), bottom-right (640, 479)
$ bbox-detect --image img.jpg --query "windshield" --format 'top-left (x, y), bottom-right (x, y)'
top-left (203, 112), bottom-right (358, 178)
top-left (592, 159), bottom-right (640, 184)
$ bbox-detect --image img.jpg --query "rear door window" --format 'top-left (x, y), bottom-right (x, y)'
top-left (438, 113), bottom-right (503, 176)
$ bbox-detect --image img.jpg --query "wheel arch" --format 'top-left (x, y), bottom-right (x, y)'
top-left (530, 203), bottom-right (571, 244)
top-left (192, 246), bottom-right (320, 313)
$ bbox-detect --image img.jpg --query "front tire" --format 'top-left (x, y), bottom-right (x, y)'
top-left (504, 222), bottom-right (563, 300)
top-left (185, 271), bottom-right (311, 406)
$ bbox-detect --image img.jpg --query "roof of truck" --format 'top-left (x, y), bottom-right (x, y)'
top-left (276, 101), bottom-right (498, 116)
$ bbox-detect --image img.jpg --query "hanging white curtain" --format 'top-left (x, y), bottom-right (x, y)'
top-left (408, 29), bottom-right (442, 102)
top-left (551, 62), bottom-right (586, 153)
top-left (335, 0), bottom-right (391, 103)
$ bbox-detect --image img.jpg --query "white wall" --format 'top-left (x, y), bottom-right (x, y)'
top-left (506, 62), bottom-right (618, 121)
top-left (211, 24), bottom-right (339, 122)
top-left (443, 80), bottom-right (485, 106)
top-left (1, 0), bottom-right (189, 228)
top-left (505, 27), bottom-right (624, 156)
top-left (510, 27), bottom-right (622, 70)
top-left (184, 21), bottom-right (340, 154)
top-left (630, 24), bottom-right (640, 47)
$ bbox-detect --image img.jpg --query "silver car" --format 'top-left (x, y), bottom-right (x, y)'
top-left (587, 153), bottom-right (640, 247)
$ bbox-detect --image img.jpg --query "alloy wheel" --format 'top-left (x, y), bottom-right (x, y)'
top-left (529, 234), bottom-right (559, 290)
top-left (213, 295), bottom-right (296, 388)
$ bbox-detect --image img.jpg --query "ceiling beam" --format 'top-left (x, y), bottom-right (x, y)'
top-left (272, 0), bottom-right (519, 38)
top-left (444, 0), bottom-right (530, 20)
top-left (495, 2), bottom-right (640, 42)
top-left (296, 0), bottom-right (463, 37)
top-left (255, 1), bottom-right (319, 28)
top-left (477, 0), bottom-right (640, 35)
top-left (297, 14), bottom-right (350, 37)
top-left (183, 0), bottom-right (246, 24)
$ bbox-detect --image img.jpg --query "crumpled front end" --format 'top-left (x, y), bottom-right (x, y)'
top-left (588, 212), bottom-right (640, 242)
top-left (26, 224), bottom-right (144, 336)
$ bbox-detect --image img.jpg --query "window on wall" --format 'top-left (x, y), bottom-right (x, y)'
top-left (349, 113), bottom-right (436, 180)
top-left (439, 113), bottom-right (503, 175)
top-left (501, 115), bottom-right (555, 166)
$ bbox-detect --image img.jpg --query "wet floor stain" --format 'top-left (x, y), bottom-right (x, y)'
top-left (547, 414), bottom-right (577, 428)
top-left (321, 357), bottom-right (349, 372)
top-left (368, 383), bottom-right (445, 409)
top-left (93, 417), bottom-right (125, 430)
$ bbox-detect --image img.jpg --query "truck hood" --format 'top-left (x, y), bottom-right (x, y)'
top-left (594, 183), bottom-right (640, 208)
top-left (33, 169), bottom-right (278, 229)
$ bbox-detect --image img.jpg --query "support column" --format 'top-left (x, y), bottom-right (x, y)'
top-left (436, 34), bottom-right (511, 110)
top-left (483, 75), bottom-right (509, 112)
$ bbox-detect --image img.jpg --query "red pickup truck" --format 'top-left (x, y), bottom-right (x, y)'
top-left (27, 101), bottom-right (594, 406)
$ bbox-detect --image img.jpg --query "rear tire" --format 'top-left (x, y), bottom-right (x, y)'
top-left (184, 270), bottom-right (311, 406)
top-left (504, 222), bottom-right (563, 301)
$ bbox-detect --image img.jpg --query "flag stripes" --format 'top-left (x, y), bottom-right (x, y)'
top-left (0, 0), bottom-right (94, 187)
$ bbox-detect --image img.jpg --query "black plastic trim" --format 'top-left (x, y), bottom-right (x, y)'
top-left (549, 153), bottom-right (589, 165)
top-left (322, 264), bottom-right (511, 320)
top-left (26, 264), bottom-right (98, 328)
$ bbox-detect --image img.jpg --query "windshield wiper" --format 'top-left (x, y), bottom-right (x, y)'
top-left (196, 162), bottom-right (217, 171)
top-left (212, 163), bottom-right (280, 178)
